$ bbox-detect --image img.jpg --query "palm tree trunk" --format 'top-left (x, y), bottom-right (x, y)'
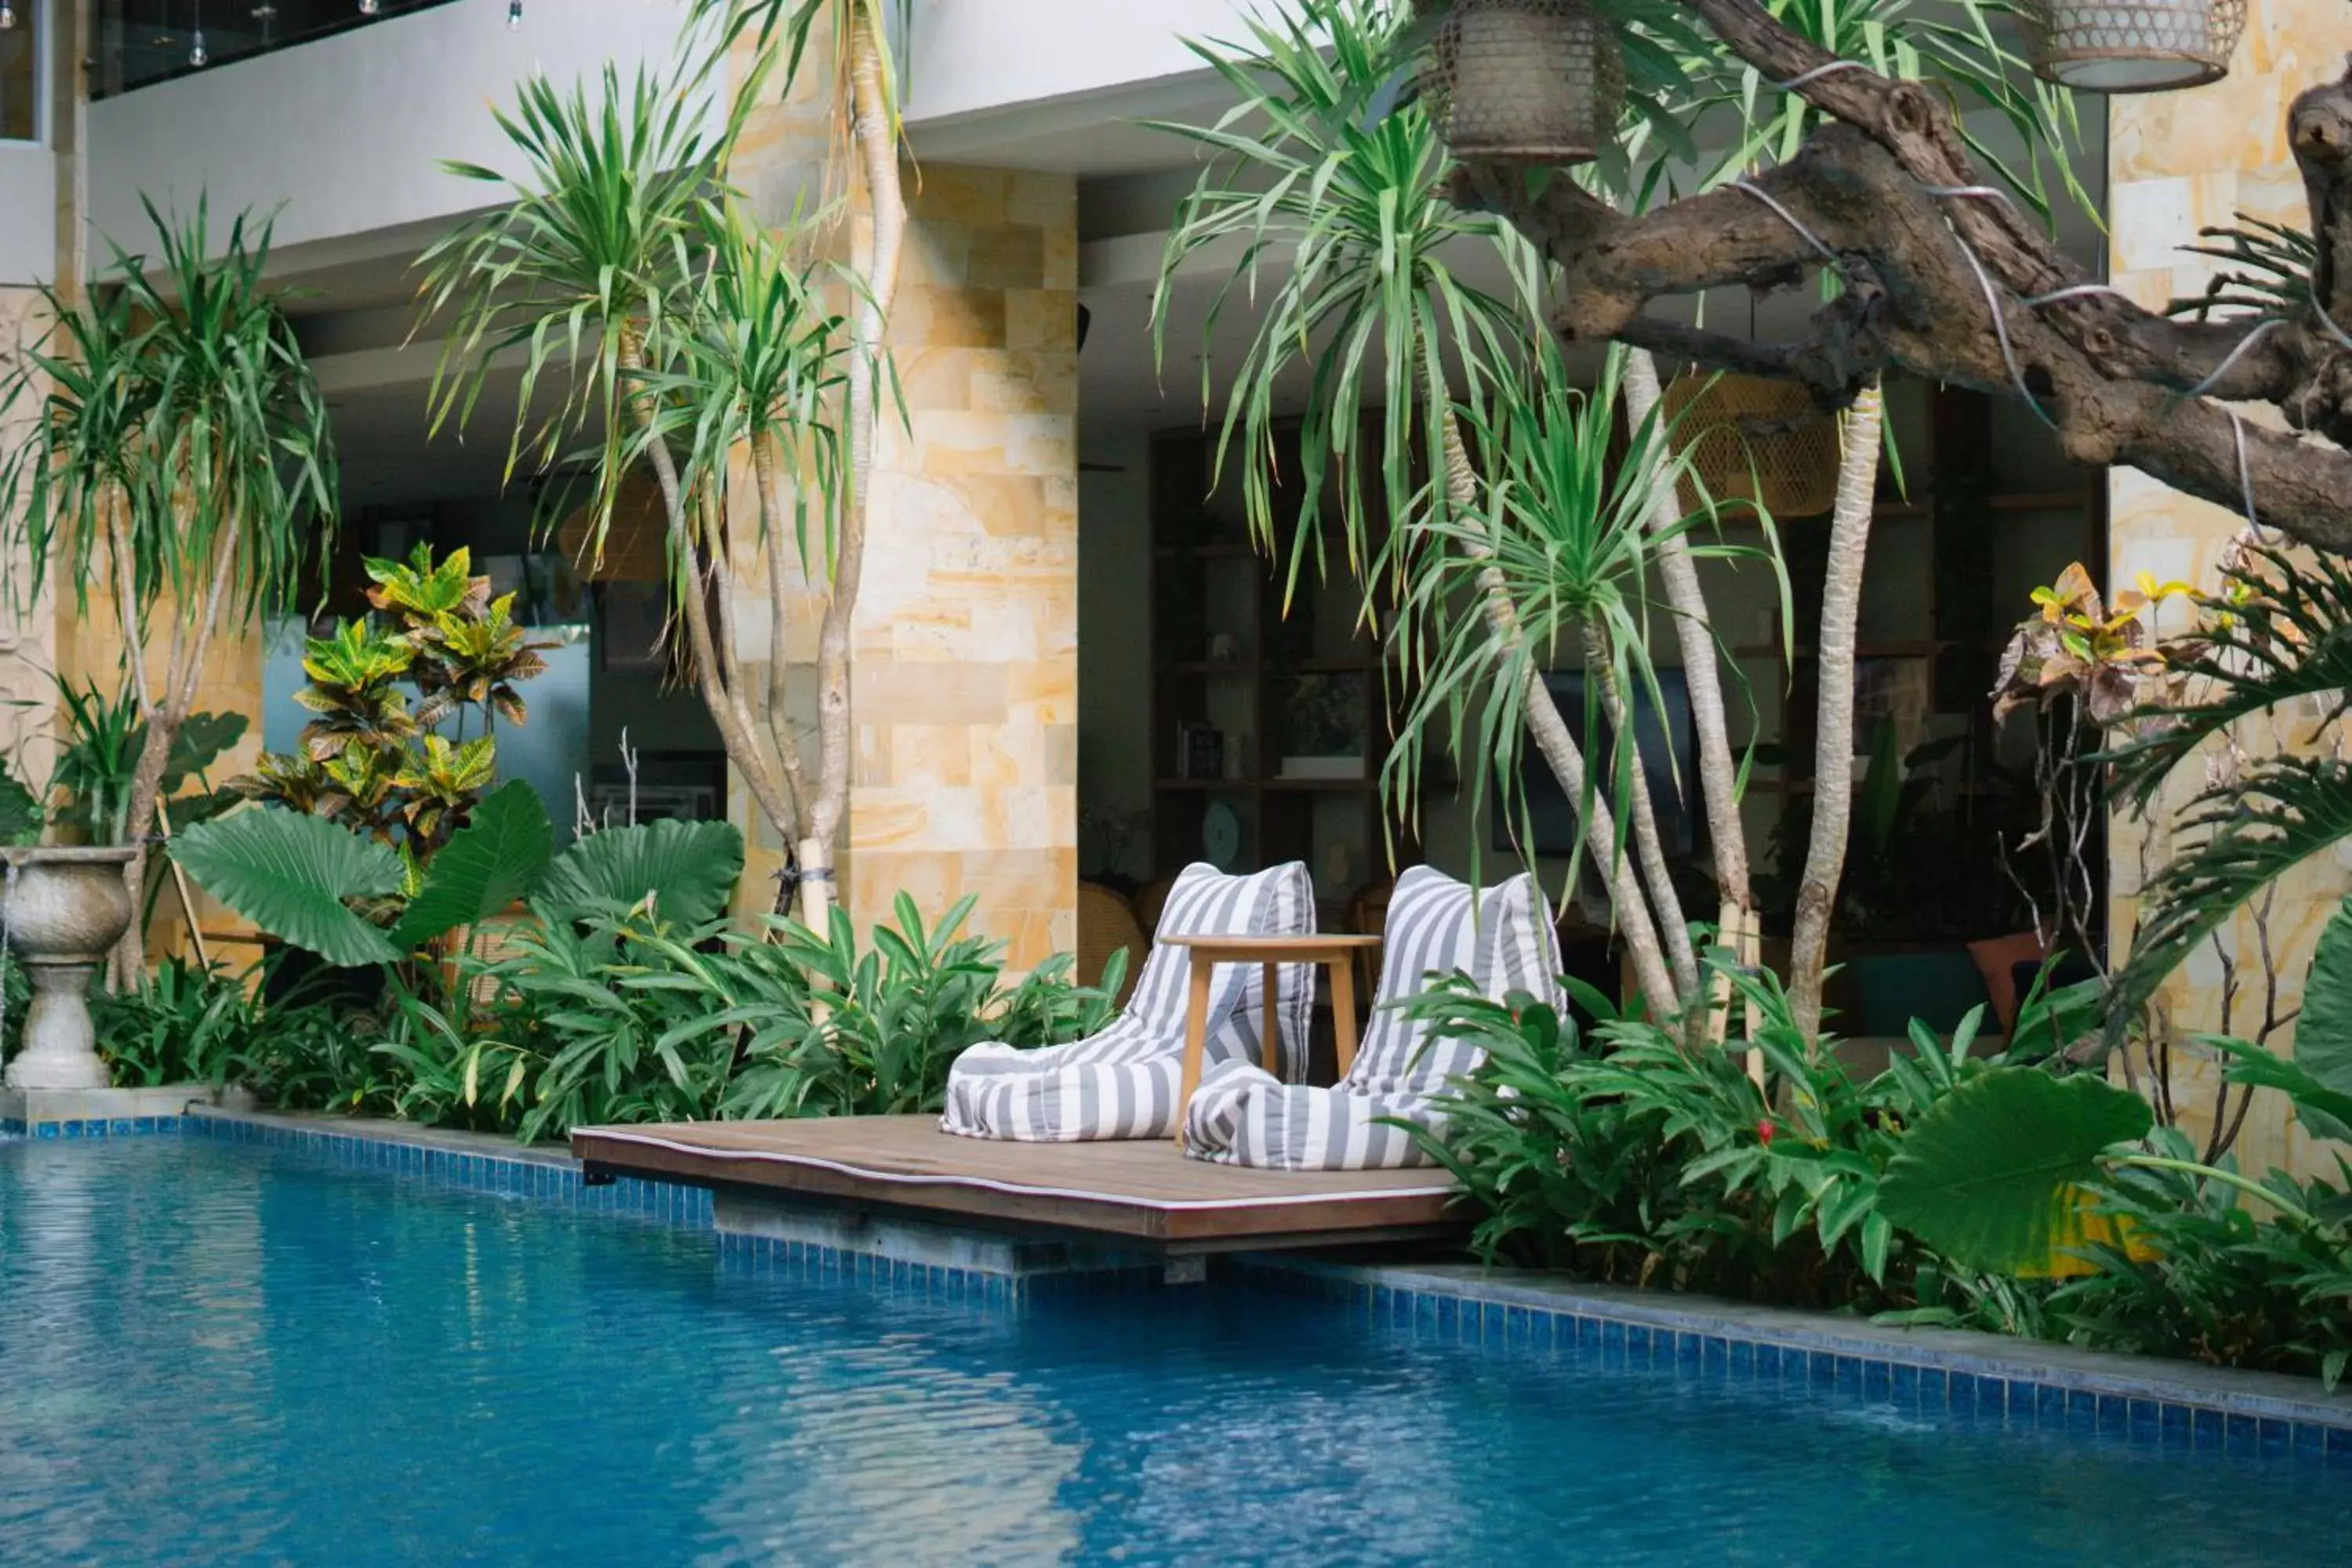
top-left (1619, 350), bottom-right (1754, 917)
top-left (1582, 626), bottom-right (1698, 998)
top-left (1436, 407), bottom-right (1680, 1021)
top-left (112, 521), bottom-right (241, 985)
top-left (616, 335), bottom-right (800, 863)
top-left (1788, 377), bottom-right (1886, 1044)
top-left (800, 4), bottom-right (908, 927)
top-left (1620, 349), bottom-right (1762, 1050)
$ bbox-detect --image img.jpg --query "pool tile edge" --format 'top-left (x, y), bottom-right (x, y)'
top-left (1232, 1254), bottom-right (2352, 1444)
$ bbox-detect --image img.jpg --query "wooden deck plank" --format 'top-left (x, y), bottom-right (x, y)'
top-left (571, 1116), bottom-right (1462, 1245)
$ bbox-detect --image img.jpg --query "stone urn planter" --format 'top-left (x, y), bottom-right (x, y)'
top-left (2, 847), bottom-right (136, 1092)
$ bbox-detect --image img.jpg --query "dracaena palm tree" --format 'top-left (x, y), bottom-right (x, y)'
top-left (1156, 0), bottom-right (2085, 1036)
top-left (686, 0), bottom-right (913, 923)
top-left (421, 53), bottom-right (859, 918)
top-left (0, 197), bottom-right (338, 983)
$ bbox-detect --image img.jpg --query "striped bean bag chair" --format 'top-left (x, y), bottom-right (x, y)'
top-left (940, 862), bottom-right (1316, 1142)
top-left (1182, 866), bottom-right (1562, 1171)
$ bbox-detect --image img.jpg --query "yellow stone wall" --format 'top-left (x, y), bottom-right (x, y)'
top-left (2107, 0), bottom-right (2352, 1177)
top-left (846, 165), bottom-right (1080, 969)
top-left (0, 287), bottom-right (58, 796)
top-left (728, 44), bottom-right (1079, 968)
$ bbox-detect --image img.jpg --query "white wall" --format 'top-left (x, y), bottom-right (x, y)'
top-left (87, 0), bottom-right (704, 257)
top-left (0, 146), bottom-right (53, 283)
top-left (905, 0), bottom-right (1247, 124)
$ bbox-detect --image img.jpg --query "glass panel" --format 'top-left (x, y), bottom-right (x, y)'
top-left (0, 3), bottom-right (36, 142)
top-left (96, 0), bottom-right (466, 100)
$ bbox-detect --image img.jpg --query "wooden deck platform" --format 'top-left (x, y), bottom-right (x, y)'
top-left (572, 1116), bottom-right (1464, 1251)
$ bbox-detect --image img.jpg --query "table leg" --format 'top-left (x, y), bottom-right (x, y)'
top-left (1177, 956), bottom-right (1214, 1145)
top-left (1260, 962), bottom-right (1281, 1077)
top-left (1329, 956), bottom-right (1360, 1084)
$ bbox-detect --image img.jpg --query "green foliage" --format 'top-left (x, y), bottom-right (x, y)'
top-left (534, 817), bottom-right (746, 928)
top-left (1410, 955), bottom-right (2003, 1308)
top-left (92, 956), bottom-right (271, 1087)
top-left (417, 60), bottom-right (746, 541)
top-left (1151, 0), bottom-right (1540, 600)
top-left (2105, 540), bottom-right (2352, 804)
top-left (2111, 755), bottom-right (2352, 1034)
top-left (706, 895), bottom-right (1120, 1122)
top-left (372, 892), bottom-right (1117, 1143)
top-left (0, 196), bottom-right (338, 636)
top-left (0, 767), bottom-right (39, 848)
top-left (1400, 349), bottom-right (1775, 884)
top-left (2035, 1128), bottom-right (2352, 1388)
top-left (2288, 902), bottom-right (2352, 1141)
top-left (237, 546), bottom-right (554, 859)
top-left (388, 782), bottom-right (556, 952)
top-left (1878, 1069), bottom-right (2154, 1276)
top-left (172, 809), bottom-right (406, 967)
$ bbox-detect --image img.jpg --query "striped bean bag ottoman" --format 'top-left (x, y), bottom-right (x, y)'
top-left (1182, 866), bottom-right (1561, 1171)
top-left (940, 861), bottom-right (1316, 1142)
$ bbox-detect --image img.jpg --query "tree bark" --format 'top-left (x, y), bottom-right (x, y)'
top-left (616, 335), bottom-right (800, 870)
top-left (1582, 625), bottom-right (1697, 999)
top-left (111, 518), bottom-right (241, 985)
top-left (800, 4), bottom-right (908, 924)
top-left (1445, 24), bottom-right (2352, 559)
top-left (1788, 378), bottom-right (1885, 1044)
top-left (1436, 408), bottom-right (1682, 1021)
top-left (1619, 349), bottom-right (1754, 923)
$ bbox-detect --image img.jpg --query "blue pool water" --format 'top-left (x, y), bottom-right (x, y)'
top-left (0, 1137), bottom-right (2340, 1566)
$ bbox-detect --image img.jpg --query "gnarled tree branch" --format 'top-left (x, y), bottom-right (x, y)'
top-left (1454, 6), bottom-right (2352, 555)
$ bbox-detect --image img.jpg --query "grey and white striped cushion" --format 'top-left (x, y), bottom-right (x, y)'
top-left (1183, 866), bottom-right (1561, 1171)
top-left (941, 861), bottom-right (1316, 1142)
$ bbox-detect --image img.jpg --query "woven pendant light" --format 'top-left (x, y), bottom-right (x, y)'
top-left (1423, 0), bottom-right (1624, 167)
top-left (2023, 1), bottom-right (2245, 93)
top-left (1662, 374), bottom-right (1842, 521)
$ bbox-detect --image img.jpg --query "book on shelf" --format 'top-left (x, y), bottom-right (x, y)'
top-left (1175, 721), bottom-right (1225, 782)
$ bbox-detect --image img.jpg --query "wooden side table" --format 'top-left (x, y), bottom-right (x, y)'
top-left (1165, 934), bottom-right (1383, 1143)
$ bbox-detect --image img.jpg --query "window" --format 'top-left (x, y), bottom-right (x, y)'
top-left (0, 2), bottom-right (36, 143)
top-left (96, 0), bottom-right (466, 99)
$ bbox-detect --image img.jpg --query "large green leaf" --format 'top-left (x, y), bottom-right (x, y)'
top-left (2111, 756), bottom-right (2352, 1039)
top-left (2292, 898), bottom-right (2352, 1138)
top-left (532, 818), bottom-right (744, 927)
top-left (2212, 1034), bottom-right (2352, 1145)
top-left (172, 808), bottom-right (403, 967)
top-left (1879, 1069), bottom-right (2153, 1275)
top-left (0, 768), bottom-right (38, 846)
top-left (388, 781), bottom-right (554, 952)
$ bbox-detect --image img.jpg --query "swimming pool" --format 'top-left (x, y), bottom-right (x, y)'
top-left (0, 1134), bottom-right (2338, 1566)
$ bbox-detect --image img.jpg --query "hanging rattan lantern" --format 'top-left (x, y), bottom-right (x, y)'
top-left (2023, 1), bottom-right (2245, 93)
top-left (1422, 0), bottom-right (1624, 167)
top-left (1662, 373), bottom-right (1842, 521)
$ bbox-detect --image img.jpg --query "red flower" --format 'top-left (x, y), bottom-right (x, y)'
top-left (1756, 1118), bottom-right (1777, 1148)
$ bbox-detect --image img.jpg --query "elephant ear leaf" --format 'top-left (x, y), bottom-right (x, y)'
top-left (532, 818), bottom-right (744, 927)
top-left (389, 781), bottom-right (554, 952)
top-left (2286, 898), bottom-right (2352, 1139)
top-left (2211, 1033), bottom-right (2352, 1145)
top-left (172, 808), bottom-right (404, 967)
top-left (1879, 1069), bottom-right (2153, 1275)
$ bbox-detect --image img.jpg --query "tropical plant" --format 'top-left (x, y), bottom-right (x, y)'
top-left (1151, 0), bottom-right (2082, 1039)
top-left (1878, 1035), bottom-right (2352, 1384)
top-left (0, 197), bottom-right (338, 982)
top-left (235, 546), bottom-right (555, 866)
top-left (92, 954), bottom-right (276, 1087)
top-left (1406, 950), bottom-right (2009, 1308)
top-left (49, 677), bottom-right (245, 846)
top-left (421, 36), bottom-right (870, 924)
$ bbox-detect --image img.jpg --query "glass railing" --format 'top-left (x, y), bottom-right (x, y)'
top-left (93, 0), bottom-right (480, 99)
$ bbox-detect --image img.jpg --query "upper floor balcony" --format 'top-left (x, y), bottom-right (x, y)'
top-left (83, 0), bottom-right (1253, 268)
